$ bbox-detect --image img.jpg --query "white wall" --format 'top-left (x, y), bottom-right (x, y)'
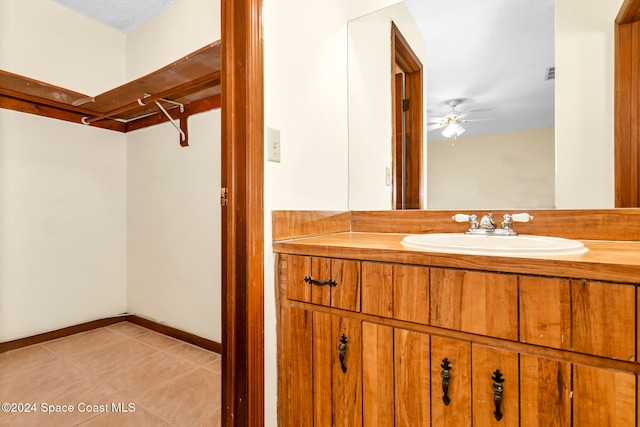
top-left (126, 0), bottom-right (220, 81)
top-left (348, 2), bottom-right (426, 210)
top-left (348, 0), bottom-right (402, 20)
top-left (427, 127), bottom-right (555, 209)
top-left (126, 112), bottom-right (221, 341)
top-left (263, 0), bottom-right (350, 424)
top-left (0, 112), bottom-right (127, 341)
top-left (125, 0), bottom-right (221, 342)
top-left (0, 0), bottom-right (126, 94)
top-left (0, 1), bottom-right (127, 342)
top-left (555, 0), bottom-right (619, 208)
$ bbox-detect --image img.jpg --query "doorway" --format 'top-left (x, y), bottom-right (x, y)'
top-left (392, 23), bottom-right (424, 210)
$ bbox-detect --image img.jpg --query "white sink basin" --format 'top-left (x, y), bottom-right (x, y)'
top-left (401, 233), bottom-right (588, 256)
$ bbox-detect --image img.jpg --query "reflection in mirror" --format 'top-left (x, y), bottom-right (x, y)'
top-left (348, 0), bottom-right (556, 210)
top-left (392, 23), bottom-right (423, 209)
top-left (348, 2), bottom-right (426, 210)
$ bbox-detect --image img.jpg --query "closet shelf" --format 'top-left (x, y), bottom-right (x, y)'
top-left (0, 41), bottom-right (221, 146)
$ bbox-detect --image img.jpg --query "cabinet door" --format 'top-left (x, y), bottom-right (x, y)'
top-left (520, 276), bottom-right (571, 350)
top-left (430, 269), bottom-right (517, 340)
top-left (287, 255), bottom-right (361, 311)
top-left (519, 354), bottom-right (571, 426)
top-left (287, 308), bottom-right (362, 427)
top-left (394, 329), bottom-right (430, 426)
top-left (362, 263), bottom-right (429, 324)
top-left (573, 364), bottom-right (636, 426)
top-left (472, 344), bottom-right (519, 426)
top-left (362, 322), bottom-right (394, 427)
top-left (362, 323), bottom-right (430, 427)
top-left (313, 312), bottom-right (363, 427)
top-left (430, 336), bottom-right (471, 426)
top-left (286, 307), bottom-right (314, 427)
top-left (571, 280), bottom-right (635, 361)
top-left (394, 265), bottom-right (429, 324)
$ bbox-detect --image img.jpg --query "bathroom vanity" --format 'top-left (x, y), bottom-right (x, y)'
top-left (273, 210), bottom-right (640, 426)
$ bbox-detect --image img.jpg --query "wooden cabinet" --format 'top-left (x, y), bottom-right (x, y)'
top-left (430, 336), bottom-right (472, 426)
top-left (571, 280), bottom-right (635, 361)
top-left (471, 344), bottom-right (519, 426)
top-left (431, 337), bottom-right (520, 427)
top-left (573, 365), bottom-right (636, 426)
top-left (284, 307), bottom-right (362, 427)
top-left (287, 255), bottom-right (361, 311)
top-left (430, 268), bottom-right (518, 340)
top-left (520, 276), bottom-right (636, 360)
top-left (361, 262), bottom-right (429, 323)
top-left (362, 323), bottom-right (430, 427)
top-left (519, 354), bottom-right (571, 426)
top-left (277, 254), bottom-right (639, 426)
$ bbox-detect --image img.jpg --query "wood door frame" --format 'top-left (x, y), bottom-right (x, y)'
top-left (221, 0), bottom-right (264, 425)
top-left (391, 23), bottom-right (423, 210)
top-left (615, 0), bottom-right (640, 207)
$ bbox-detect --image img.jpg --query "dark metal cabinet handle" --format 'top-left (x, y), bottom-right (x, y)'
top-left (492, 369), bottom-right (505, 421)
top-left (338, 334), bottom-right (348, 373)
top-left (440, 358), bottom-right (452, 405)
top-left (304, 275), bottom-right (338, 287)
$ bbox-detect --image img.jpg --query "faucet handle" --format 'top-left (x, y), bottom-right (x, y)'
top-left (501, 213), bottom-right (534, 235)
top-left (452, 213), bottom-right (471, 222)
top-left (453, 213), bottom-right (479, 231)
top-left (511, 213), bottom-right (534, 222)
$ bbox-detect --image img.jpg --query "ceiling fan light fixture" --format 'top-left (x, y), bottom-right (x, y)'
top-left (442, 123), bottom-right (456, 138)
top-left (442, 122), bottom-right (465, 138)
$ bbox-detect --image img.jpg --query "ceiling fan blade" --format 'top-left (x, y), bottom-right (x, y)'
top-left (427, 123), bottom-right (443, 132)
top-left (465, 117), bottom-right (495, 122)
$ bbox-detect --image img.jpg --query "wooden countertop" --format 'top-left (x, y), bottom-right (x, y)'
top-left (273, 232), bottom-right (640, 284)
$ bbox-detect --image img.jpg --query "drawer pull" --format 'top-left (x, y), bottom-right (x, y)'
top-left (440, 358), bottom-right (452, 406)
top-left (492, 369), bottom-right (505, 421)
top-left (338, 334), bottom-right (348, 373)
top-left (304, 275), bottom-right (338, 287)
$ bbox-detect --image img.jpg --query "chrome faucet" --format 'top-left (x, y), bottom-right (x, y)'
top-left (452, 212), bottom-right (533, 235)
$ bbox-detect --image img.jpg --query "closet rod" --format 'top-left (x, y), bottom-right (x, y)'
top-left (80, 70), bottom-right (220, 125)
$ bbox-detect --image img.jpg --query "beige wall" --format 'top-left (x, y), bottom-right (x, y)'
top-left (0, 110), bottom-right (127, 342)
top-left (125, 0), bottom-right (221, 342)
top-left (555, 0), bottom-right (619, 208)
top-left (0, 0), bottom-right (125, 94)
top-left (427, 127), bottom-right (555, 209)
top-left (126, 111), bottom-right (221, 342)
top-left (0, 1), bottom-right (127, 342)
top-left (126, 0), bottom-right (220, 81)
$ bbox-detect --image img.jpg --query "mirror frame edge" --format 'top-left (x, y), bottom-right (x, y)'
top-left (615, 0), bottom-right (640, 207)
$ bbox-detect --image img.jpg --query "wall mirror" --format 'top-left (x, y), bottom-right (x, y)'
top-left (348, 0), bottom-right (563, 210)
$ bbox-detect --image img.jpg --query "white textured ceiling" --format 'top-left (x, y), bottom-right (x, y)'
top-left (406, 0), bottom-right (555, 140)
top-left (52, 0), bottom-right (182, 32)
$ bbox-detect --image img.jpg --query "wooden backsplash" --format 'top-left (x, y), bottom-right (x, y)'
top-left (273, 209), bottom-right (640, 241)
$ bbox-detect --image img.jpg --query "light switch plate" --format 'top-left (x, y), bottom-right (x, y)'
top-left (267, 127), bottom-right (281, 162)
top-left (385, 167), bottom-right (392, 186)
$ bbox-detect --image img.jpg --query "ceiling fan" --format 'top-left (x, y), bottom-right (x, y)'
top-left (427, 99), bottom-right (489, 139)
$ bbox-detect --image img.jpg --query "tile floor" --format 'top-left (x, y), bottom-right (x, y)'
top-left (0, 321), bottom-right (221, 427)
